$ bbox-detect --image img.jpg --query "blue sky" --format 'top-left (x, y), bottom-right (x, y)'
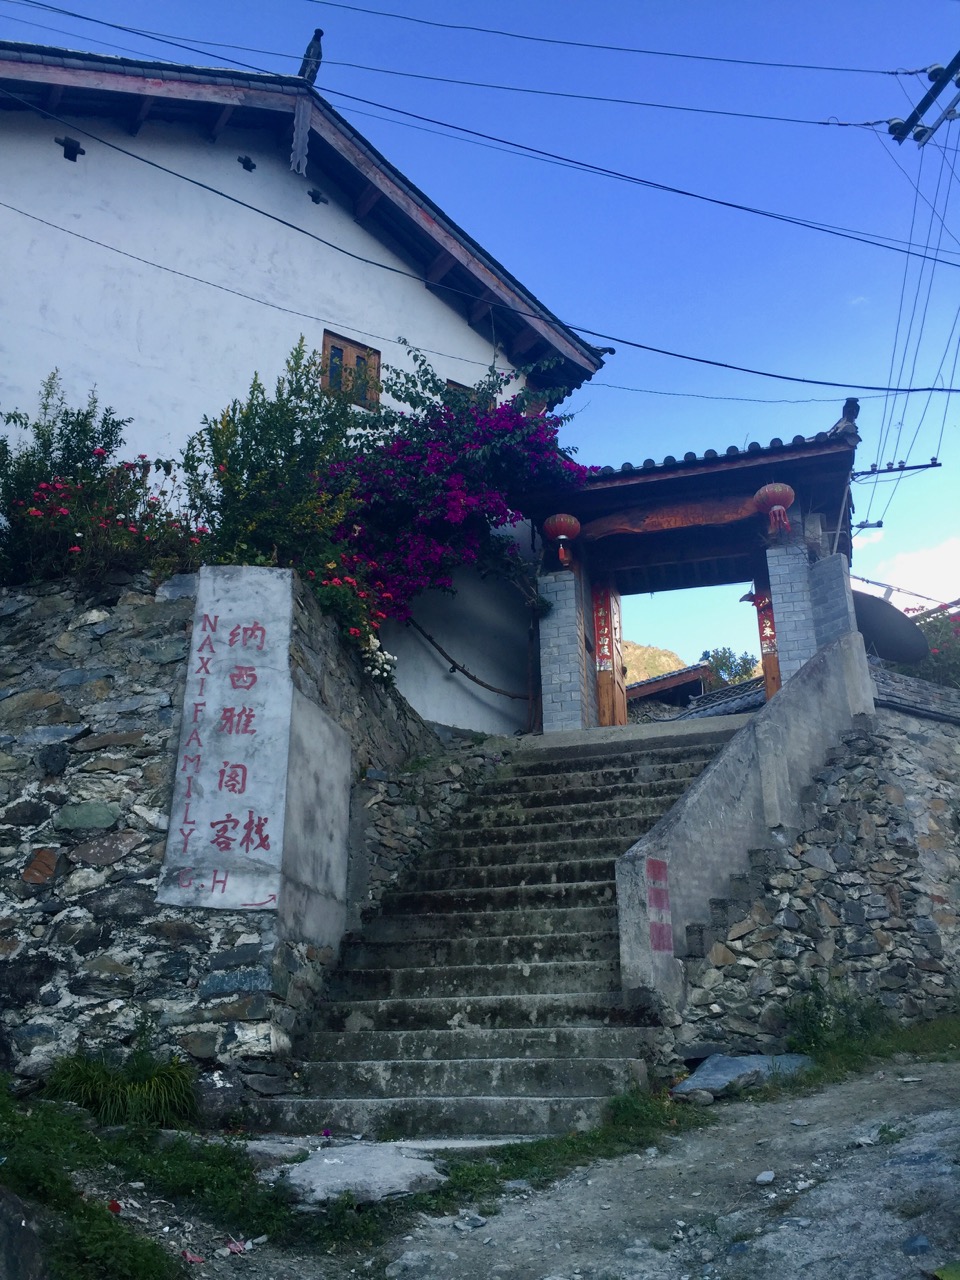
top-left (1, 0), bottom-right (958, 661)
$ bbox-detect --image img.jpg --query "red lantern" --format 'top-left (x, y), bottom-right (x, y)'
top-left (542, 513), bottom-right (581, 567)
top-left (754, 483), bottom-right (795, 534)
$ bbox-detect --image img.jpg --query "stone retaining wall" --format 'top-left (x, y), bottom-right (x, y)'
top-left (0, 573), bottom-right (498, 1095)
top-left (676, 707), bottom-right (960, 1060)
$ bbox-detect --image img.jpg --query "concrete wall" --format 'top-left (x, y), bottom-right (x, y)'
top-left (616, 630), bottom-right (877, 1008)
top-left (383, 566), bottom-right (532, 736)
top-left (0, 112), bottom-right (515, 460)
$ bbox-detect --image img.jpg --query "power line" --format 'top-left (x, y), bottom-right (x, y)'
top-left (850, 573), bottom-right (945, 604)
top-left (0, 198), bottom-right (514, 372)
top-left (591, 383), bottom-right (887, 405)
top-left (0, 4), bottom-right (893, 130)
top-left (872, 128), bottom-right (960, 522)
top-left (3, 7), bottom-right (958, 268)
top-left (0, 0), bottom-right (270, 72)
top-left (4, 89), bottom-right (960, 395)
top-left (323, 87), bottom-right (960, 267)
top-left (876, 134), bottom-right (960, 251)
top-left (0, 196), bottom-right (917, 406)
top-left (0, 12), bottom-right (169, 59)
top-left (323, 59), bottom-right (886, 130)
top-left (307, 1), bottom-right (927, 78)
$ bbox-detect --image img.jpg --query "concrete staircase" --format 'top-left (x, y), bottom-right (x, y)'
top-left (271, 725), bottom-right (738, 1138)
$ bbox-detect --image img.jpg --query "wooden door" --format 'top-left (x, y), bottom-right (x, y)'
top-left (594, 583), bottom-right (628, 726)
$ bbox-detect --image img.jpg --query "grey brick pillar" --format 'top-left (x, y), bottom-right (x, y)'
top-left (766, 541), bottom-right (817, 680)
top-left (539, 568), bottom-right (593, 732)
top-left (811, 553), bottom-right (858, 650)
top-left (768, 539), bottom-right (858, 682)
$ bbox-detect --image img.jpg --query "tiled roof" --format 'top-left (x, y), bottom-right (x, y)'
top-left (676, 676), bottom-right (765, 719)
top-left (626, 663), bottom-right (709, 694)
top-left (872, 667), bottom-right (960, 726)
top-left (0, 39), bottom-right (309, 89)
top-left (587, 427), bottom-right (858, 485)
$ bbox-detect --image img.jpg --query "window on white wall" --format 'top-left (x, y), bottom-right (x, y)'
top-left (322, 331), bottom-right (380, 407)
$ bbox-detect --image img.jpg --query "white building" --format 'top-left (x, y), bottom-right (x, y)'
top-left (0, 41), bottom-right (604, 734)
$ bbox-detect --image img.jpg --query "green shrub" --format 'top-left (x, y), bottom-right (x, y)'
top-left (785, 981), bottom-right (892, 1066)
top-left (52, 1201), bottom-right (185, 1280)
top-left (896, 604), bottom-right (960, 691)
top-left (46, 1043), bottom-right (197, 1129)
top-left (0, 372), bottom-right (207, 585)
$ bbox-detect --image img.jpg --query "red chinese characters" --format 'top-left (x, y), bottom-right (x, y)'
top-left (219, 705), bottom-right (257, 735)
top-left (218, 761), bottom-right (248, 794)
top-left (166, 607), bottom-right (279, 902)
top-left (209, 810), bottom-right (271, 854)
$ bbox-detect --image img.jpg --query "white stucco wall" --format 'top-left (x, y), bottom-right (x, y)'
top-left (0, 110), bottom-right (512, 457)
top-left (383, 565), bottom-right (533, 737)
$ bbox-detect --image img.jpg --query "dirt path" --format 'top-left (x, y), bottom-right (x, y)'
top-left (91, 1060), bottom-right (960, 1280)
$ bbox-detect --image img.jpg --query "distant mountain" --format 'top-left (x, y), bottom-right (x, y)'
top-left (621, 640), bottom-right (688, 684)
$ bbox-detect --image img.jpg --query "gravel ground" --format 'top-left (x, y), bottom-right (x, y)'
top-left (82, 1059), bottom-right (960, 1280)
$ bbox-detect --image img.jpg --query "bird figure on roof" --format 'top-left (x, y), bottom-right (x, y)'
top-left (828, 396), bottom-right (860, 434)
top-left (298, 29), bottom-right (324, 84)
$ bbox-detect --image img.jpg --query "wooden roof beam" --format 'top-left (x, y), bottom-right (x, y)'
top-left (354, 182), bottom-right (382, 220)
top-left (130, 94), bottom-right (154, 136)
top-left (209, 104), bottom-right (233, 142)
top-left (510, 326), bottom-right (541, 361)
top-left (0, 58), bottom-right (297, 113)
top-left (425, 249), bottom-right (456, 285)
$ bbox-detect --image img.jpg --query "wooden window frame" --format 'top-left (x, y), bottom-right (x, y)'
top-left (322, 331), bottom-right (381, 407)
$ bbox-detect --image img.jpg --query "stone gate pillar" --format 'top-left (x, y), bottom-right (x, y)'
top-left (539, 565), bottom-right (597, 733)
top-left (767, 513), bottom-right (858, 681)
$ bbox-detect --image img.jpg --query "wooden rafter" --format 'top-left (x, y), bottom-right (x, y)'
top-left (130, 95), bottom-right (154, 136)
top-left (425, 249), bottom-right (456, 285)
top-left (354, 182), bottom-right (382, 220)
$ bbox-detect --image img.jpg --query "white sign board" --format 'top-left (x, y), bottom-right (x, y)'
top-left (157, 567), bottom-right (294, 910)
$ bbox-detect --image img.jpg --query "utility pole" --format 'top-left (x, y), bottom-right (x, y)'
top-left (888, 50), bottom-right (960, 146)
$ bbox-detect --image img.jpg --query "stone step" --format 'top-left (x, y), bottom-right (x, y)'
top-left (377, 878), bottom-right (617, 917)
top-left (248, 1092), bottom-right (616, 1138)
top-left (504, 741), bottom-right (725, 779)
top-left (359, 903), bottom-right (619, 943)
top-left (421, 833), bottom-right (640, 867)
top-left (404, 856), bottom-right (616, 894)
top-left (481, 757), bottom-right (717, 798)
top-left (447, 791), bottom-right (684, 830)
top-left (684, 922), bottom-right (715, 959)
top-left (297, 1054), bottom-right (635, 1100)
top-left (298, 1025), bottom-right (652, 1062)
top-left (325, 958), bottom-right (621, 1001)
top-left (341, 929), bottom-right (620, 970)
top-left (312, 990), bottom-right (646, 1032)
top-left (440, 816), bottom-right (645, 849)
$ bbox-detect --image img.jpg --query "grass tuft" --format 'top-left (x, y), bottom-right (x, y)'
top-left (45, 1042), bottom-right (197, 1129)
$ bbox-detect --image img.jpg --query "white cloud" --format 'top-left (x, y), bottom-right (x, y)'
top-left (853, 528), bottom-right (885, 549)
top-left (869, 537), bottom-right (960, 607)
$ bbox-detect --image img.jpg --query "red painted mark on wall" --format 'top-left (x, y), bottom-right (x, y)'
top-left (646, 856), bottom-right (674, 953)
